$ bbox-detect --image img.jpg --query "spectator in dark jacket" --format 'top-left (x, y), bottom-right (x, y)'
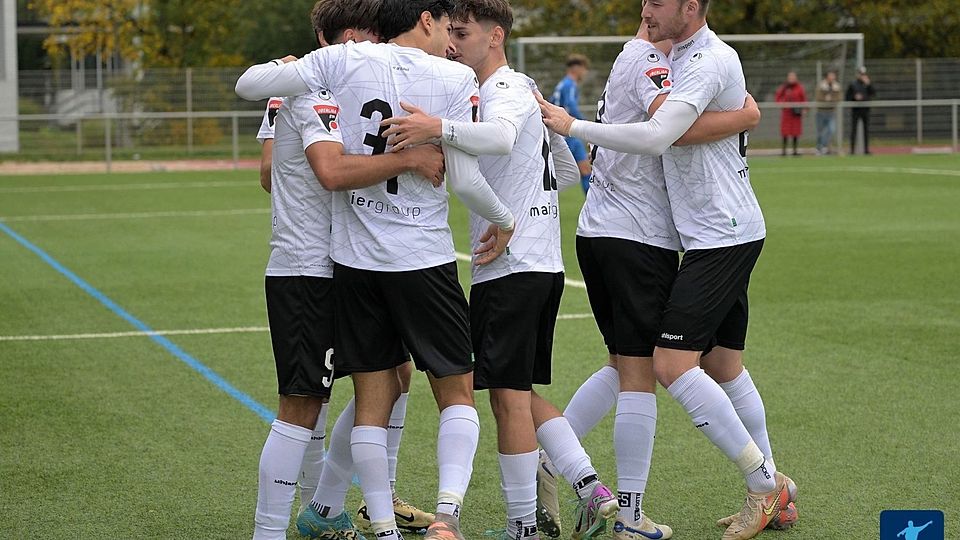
top-left (846, 66), bottom-right (876, 154)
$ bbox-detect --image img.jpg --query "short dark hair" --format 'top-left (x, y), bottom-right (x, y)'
top-left (311, 0), bottom-right (381, 46)
top-left (377, 0), bottom-right (455, 42)
top-left (566, 53), bottom-right (590, 69)
top-left (451, 0), bottom-right (513, 40)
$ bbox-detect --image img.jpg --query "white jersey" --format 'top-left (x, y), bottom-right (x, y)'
top-left (256, 97), bottom-right (284, 142)
top-left (292, 41), bottom-right (480, 271)
top-left (470, 66), bottom-right (563, 285)
top-left (577, 39), bottom-right (681, 251)
top-left (266, 91), bottom-right (343, 278)
top-left (664, 25), bottom-right (766, 250)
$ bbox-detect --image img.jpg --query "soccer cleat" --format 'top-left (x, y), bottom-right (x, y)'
top-left (424, 513), bottom-right (465, 540)
top-left (571, 482), bottom-right (618, 540)
top-left (297, 506), bottom-right (368, 539)
top-left (535, 451), bottom-right (562, 538)
top-left (717, 472), bottom-right (798, 531)
top-left (357, 497), bottom-right (436, 533)
top-left (720, 472), bottom-right (792, 540)
top-left (768, 502), bottom-right (798, 530)
top-left (612, 514), bottom-right (673, 539)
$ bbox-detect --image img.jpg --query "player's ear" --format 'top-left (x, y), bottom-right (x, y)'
top-left (491, 26), bottom-right (505, 48)
top-left (420, 10), bottom-right (433, 32)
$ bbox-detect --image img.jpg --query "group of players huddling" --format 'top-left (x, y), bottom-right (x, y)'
top-left (235, 1), bottom-right (798, 539)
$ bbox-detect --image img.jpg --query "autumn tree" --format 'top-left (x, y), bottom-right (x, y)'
top-left (511, 0), bottom-right (960, 58)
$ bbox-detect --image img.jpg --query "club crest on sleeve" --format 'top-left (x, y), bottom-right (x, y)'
top-left (645, 67), bottom-right (671, 89)
top-left (267, 99), bottom-right (283, 127)
top-left (313, 104), bottom-right (340, 131)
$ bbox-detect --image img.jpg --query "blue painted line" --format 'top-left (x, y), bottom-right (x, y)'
top-left (0, 221), bottom-right (276, 424)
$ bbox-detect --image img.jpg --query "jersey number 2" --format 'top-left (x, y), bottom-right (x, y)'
top-left (361, 99), bottom-right (399, 194)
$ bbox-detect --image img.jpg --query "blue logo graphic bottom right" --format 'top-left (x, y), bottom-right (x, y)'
top-left (880, 510), bottom-right (944, 540)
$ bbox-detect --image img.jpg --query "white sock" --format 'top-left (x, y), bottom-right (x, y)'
top-left (254, 420), bottom-right (312, 540)
top-left (536, 417), bottom-right (598, 499)
top-left (614, 392), bottom-right (657, 523)
top-left (499, 451), bottom-right (539, 538)
top-left (564, 365), bottom-right (619, 439)
top-left (310, 398), bottom-right (355, 518)
top-left (667, 368), bottom-right (774, 492)
top-left (352, 426), bottom-right (396, 532)
top-left (299, 402), bottom-right (329, 508)
top-left (387, 393), bottom-right (409, 492)
top-left (436, 405), bottom-right (480, 517)
top-left (720, 369), bottom-right (775, 471)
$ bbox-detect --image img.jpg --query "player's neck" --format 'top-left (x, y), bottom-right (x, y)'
top-left (674, 19), bottom-right (707, 44)
top-left (390, 33), bottom-right (428, 53)
top-left (475, 52), bottom-right (508, 85)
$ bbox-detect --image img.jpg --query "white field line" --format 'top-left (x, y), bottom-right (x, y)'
top-left (0, 180), bottom-right (252, 194)
top-left (0, 326), bottom-right (269, 342)
top-left (757, 166), bottom-right (960, 178)
top-left (454, 252), bottom-right (587, 290)
top-left (0, 208), bottom-right (269, 223)
top-left (0, 315), bottom-right (594, 342)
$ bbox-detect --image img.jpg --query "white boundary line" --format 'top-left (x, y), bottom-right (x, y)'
top-left (0, 316), bottom-right (594, 342)
top-left (0, 326), bottom-right (269, 342)
top-left (0, 180), bottom-right (252, 194)
top-left (0, 208), bottom-right (270, 222)
top-left (454, 252), bottom-right (587, 290)
top-left (753, 166), bottom-right (960, 178)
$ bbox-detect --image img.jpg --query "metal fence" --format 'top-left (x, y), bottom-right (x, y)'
top-left (3, 57), bottom-right (960, 165)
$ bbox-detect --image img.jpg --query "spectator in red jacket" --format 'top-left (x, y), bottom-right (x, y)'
top-left (776, 71), bottom-right (807, 156)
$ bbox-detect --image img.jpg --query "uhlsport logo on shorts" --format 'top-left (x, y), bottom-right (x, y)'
top-left (880, 510), bottom-right (944, 540)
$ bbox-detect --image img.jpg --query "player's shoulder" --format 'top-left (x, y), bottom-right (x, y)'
top-left (485, 67), bottom-right (536, 93)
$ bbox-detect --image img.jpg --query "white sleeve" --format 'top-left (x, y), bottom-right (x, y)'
top-left (294, 94), bottom-right (344, 150)
top-left (549, 131), bottom-right (581, 191)
top-left (440, 118), bottom-right (517, 156)
top-left (442, 142), bottom-right (515, 231)
top-left (569, 100), bottom-right (699, 156)
top-left (236, 60), bottom-right (310, 101)
top-left (663, 54), bottom-right (724, 115)
top-left (256, 98), bottom-right (283, 143)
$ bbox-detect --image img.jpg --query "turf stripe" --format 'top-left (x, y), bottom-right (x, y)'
top-left (0, 208), bottom-right (269, 223)
top-left (0, 221), bottom-right (276, 423)
top-left (0, 180), bottom-right (252, 194)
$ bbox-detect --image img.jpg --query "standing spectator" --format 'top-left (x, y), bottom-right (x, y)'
top-left (775, 71), bottom-right (806, 156)
top-left (815, 70), bottom-right (842, 155)
top-left (551, 53), bottom-right (592, 192)
top-left (846, 66), bottom-right (876, 154)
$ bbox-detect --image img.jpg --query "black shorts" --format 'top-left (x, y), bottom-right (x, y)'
top-left (576, 236), bottom-right (679, 357)
top-left (471, 272), bottom-right (564, 391)
top-left (333, 262), bottom-right (473, 378)
top-left (657, 239), bottom-right (764, 352)
top-left (264, 276), bottom-right (337, 398)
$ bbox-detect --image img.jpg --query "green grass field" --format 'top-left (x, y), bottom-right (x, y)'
top-left (1, 154), bottom-right (958, 539)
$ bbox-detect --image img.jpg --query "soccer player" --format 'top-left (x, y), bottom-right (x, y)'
top-left (252, 1), bottom-right (437, 538)
top-left (550, 23), bottom-right (763, 540)
top-left (378, 2), bottom-right (624, 539)
top-left (538, 2), bottom-right (797, 539)
top-left (550, 54), bottom-right (592, 192)
top-left (236, 2), bottom-right (517, 539)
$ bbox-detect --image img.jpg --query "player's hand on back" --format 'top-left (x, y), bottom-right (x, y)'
top-left (473, 223), bottom-right (514, 266)
top-left (536, 94), bottom-right (575, 137)
top-left (279, 55), bottom-right (298, 64)
top-left (382, 102), bottom-right (443, 152)
top-left (403, 143), bottom-right (445, 188)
